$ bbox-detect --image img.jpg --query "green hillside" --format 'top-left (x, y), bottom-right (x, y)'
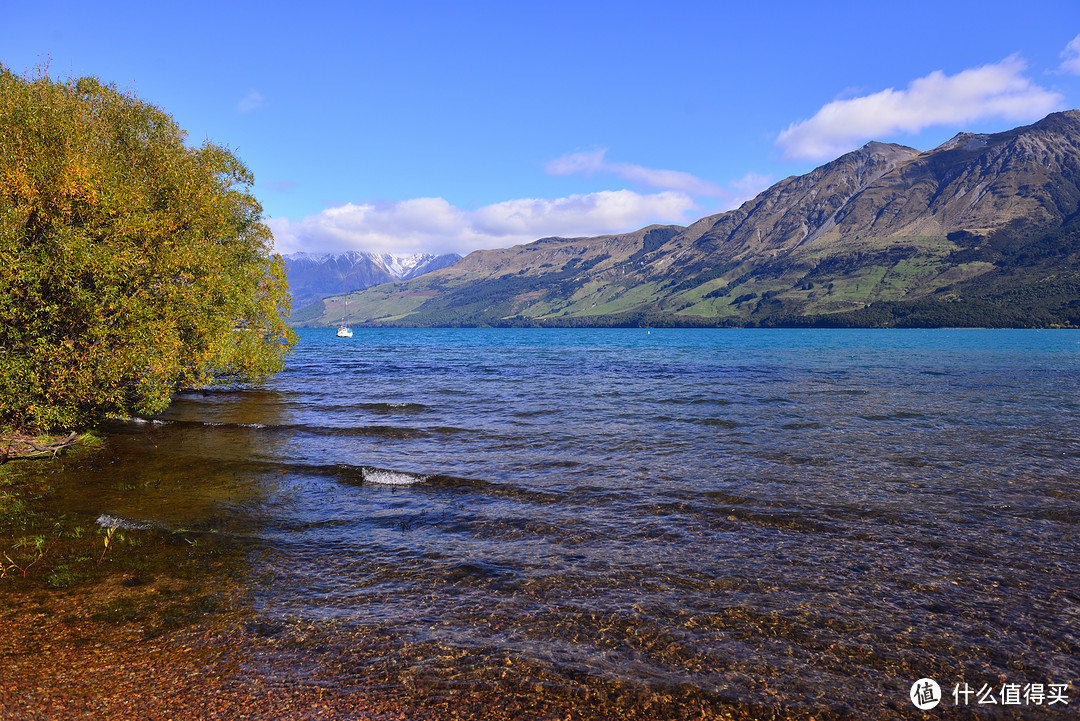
top-left (293, 111), bottom-right (1080, 329)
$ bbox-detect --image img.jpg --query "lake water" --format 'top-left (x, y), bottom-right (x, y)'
top-left (54, 328), bottom-right (1080, 717)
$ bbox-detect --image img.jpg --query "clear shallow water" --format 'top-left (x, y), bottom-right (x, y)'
top-left (71, 329), bottom-right (1080, 716)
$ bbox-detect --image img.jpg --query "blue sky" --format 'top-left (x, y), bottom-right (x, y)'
top-left (4, 0), bottom-right (1080, 257)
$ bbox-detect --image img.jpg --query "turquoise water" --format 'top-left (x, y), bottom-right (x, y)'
top-left (80, 329), bottom-right (1080, 716)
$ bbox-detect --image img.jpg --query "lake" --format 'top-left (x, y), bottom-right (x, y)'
top-left (16, 328), bottom-right (1080, 718)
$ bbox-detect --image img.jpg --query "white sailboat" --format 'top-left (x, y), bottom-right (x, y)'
top-left (336, 276), bottom-right (353, 338)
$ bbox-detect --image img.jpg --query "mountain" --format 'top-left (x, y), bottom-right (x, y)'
top-left (298, 111), bottom-right (1080, 328)
top-left (284, 251), bottom-right (461, 312)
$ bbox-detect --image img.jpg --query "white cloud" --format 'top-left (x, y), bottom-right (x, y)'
top-left (545, 150), bottom-right (607, 176)
top-left (1061, 33), bottom-right (1080, 75)
top-left (544, 150), bottom-right (771, 214)
top-left (776, 55), bottom-right (1064, 160)
top-left (545, 149), bottom-right (726, 197)
top-left (472, 191), bottom-right (694, 236)
top-left (268, 190), bottom-right (698, 256)
top-left (236, 89), bottom-right (265, 114)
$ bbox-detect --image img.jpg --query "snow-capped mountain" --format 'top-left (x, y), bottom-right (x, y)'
top-left (374, 252), bottom-right (440, 279)
top-left (283, 250), bottom-right (461, 311)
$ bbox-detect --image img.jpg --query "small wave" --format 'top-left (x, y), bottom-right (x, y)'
top-left (513, 409), bottom-right (558, 418)
top-left (759, 451), bottom-right (831, 466)
top-left (96, 513), bottom-right (156, 530)
top-left (429, 426), bottom-right (471, 435)
top-left (201, 421), bottom-right (265, 428)
top-left (327, 425), bottom-right (432, 439)
top-left (860, 411), bottom-right (926, 422)
top-left (660, 397), bottom-right (734, 406)
top-left (361, 467), bottom-right (430, 486)
top-left (243, 459), bottom-right (555, 503)
top-left (174, 420), bottom-right (435, 438)
top-left (697, 418), bottom-right (739, 428)
top-left (810, 389), bottom-right (870, 396)
top-left (528, 459), bottom-right (582, 469)
top-left (129, 417), bottom-right (170, 425)
top-left (354, 402), bottom-right (430, 414)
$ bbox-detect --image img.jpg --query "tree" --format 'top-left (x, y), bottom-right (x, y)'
top-left (0, 67), bottom-right (296, 431)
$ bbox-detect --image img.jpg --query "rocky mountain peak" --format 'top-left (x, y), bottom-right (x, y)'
top-left (1027, 108), bottom-right (1080, 133)
top-left (856, 140), bottom-right (920, 160)
top-left (933, 132), bottom-right (990, 153)
top-left (294, 110), bottom-right (1080, 330)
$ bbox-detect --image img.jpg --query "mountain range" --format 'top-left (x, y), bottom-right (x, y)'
top-left (284, 251), bottom-right (461, 315)
top-left (294, 110), bottom-right (1080, 328)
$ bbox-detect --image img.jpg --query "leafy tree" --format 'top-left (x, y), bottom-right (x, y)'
top-left (0, 68), bottom-right (296, 431)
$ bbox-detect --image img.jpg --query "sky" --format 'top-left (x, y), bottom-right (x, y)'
top-left (4, 0), bottom-right (1080, 258)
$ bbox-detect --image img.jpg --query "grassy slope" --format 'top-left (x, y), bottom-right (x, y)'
top-left (291, 220), bottom-right (1080, 330)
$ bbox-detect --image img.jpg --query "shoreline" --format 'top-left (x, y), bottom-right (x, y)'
top-left (0, 583), bottom-right (404, 721)
top-left (0, 457), bottom-right (807, 721)
top-left (0, 579), bottom-right (819, 721)
top-left (0, 431), bottom-right (86, 463)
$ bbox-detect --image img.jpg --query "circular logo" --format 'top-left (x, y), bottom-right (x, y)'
top-left (910, 678), bottom-right (941, 710)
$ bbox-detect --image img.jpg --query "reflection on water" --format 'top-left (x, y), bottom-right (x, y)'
top-left (11, 329), bottom-right (1080, 718)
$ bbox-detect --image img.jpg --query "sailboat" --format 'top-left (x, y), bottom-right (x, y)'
top-left (336, 275), bottom-right (353, 338)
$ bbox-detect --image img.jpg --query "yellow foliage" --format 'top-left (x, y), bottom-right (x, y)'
top-left (0, 67), bottom-right (296, 431)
